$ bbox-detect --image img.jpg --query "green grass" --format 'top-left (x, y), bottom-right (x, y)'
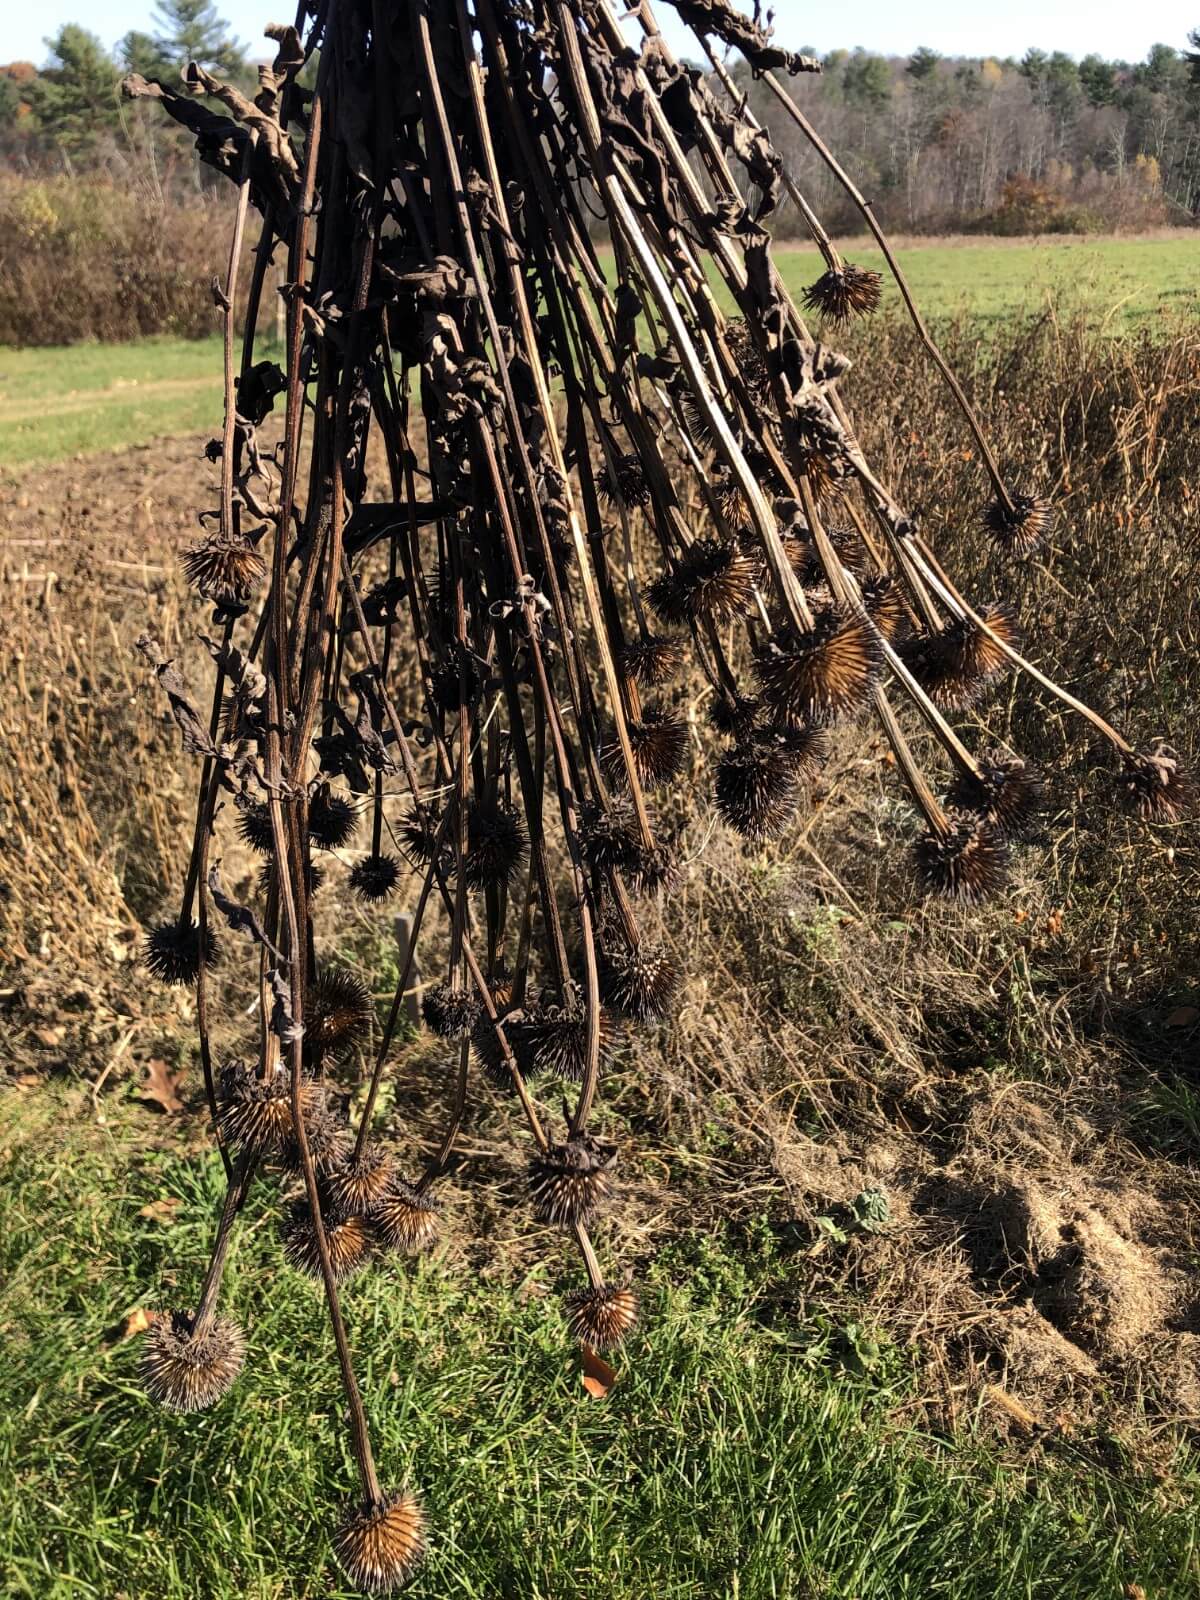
top-left (3, 1091), bottom-right (1199, 1599)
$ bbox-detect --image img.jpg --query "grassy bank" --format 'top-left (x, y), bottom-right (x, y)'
top-left (3, 1089), bottom-right (1198, 1600)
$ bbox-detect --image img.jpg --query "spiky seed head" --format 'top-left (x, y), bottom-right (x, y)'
top-left (755, 607), bottom-right (883, 726)
top-left (371, 1176), bottom-right (439, 1254)
top-left (430, 643), bottom-right (481, 715)
top-left (181, 537), bottom-right (266, 609)
top-left (714, 742), bottom-right (800, 840)
top-left (142, 1310), bottom-right (245, 1412)
top-left (708, 691), bottom-right (760, 739)
top-left (397, 806), bottom-right (448, 873)
top-left (914, 813), bottom-right (1009, 903)
top-left (1119, 744), bottom-right (1194, 823)
top-left (711, 466), bottom-right (745, 521)
top-left (280, 1097), bottom-right (353, 1176)
top-left (601, 450), bottom-right (651, 508)
top-left (984, 492), bottom-right (1053, 558)
top-left (217, 1061), bottom-right (311, 1154)
top-left (143, 919), bottom-right (219, 986)
top-left (465, 801), bottom-right (528, 892)
top-left (803, 263), bottom-right (884, 324)
top-left (236, 800), bottom-right (275, 855)
top-left (335, 1490), bottom-right (426, 1594)
top-left (422, 982), bottom-right (477, 1040)
top-left (602, 708), bottom-right (688, 791)
top-left (966, 604), bottom-right (1019, 682)
top-left (647, 538), bottom-right (756, 627)
top-left (598, 940), bottom-right (680, 1022)
top-left (769, 723), bottom-right (832, 783)
top-left (528, 1136), bottom-right (615, 1228)
top-left (786, 523), bottom-right (864, 587)
top-left (861, 573), bottom-right (907, 642)
top-left (308, 783), bottom-right (359, 851)
top-left (578, 800), bottom-right (676, 893)
top-left (526, 988), bottom-right (617, 1083)
top-left (471, 1003), bottom-right (544, 1087)
top-left (256, 857), bottom-right (323, 902)
top-left (725, 317), bottom-right (773, 405)
top-left (949, 752), bottom-right (1042, 838)
top-left (565, 1283), bottom-right (638, 1350)
top-left (350, 853), bottom-right (402, 904)
top-left (903, 608), bottom-right (1016, 711)
top-left (282, 1199), bottom-right (370, 1280)
top-left (307, 967), bottom-right (375, 1060)
top-left (325, 1144), bottom-right (396, 1216)
top-left (620, 633), bottom-right (686, 689)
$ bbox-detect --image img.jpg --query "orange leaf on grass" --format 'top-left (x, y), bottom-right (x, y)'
top-left (581, 1344), bottom-right (617, 1399)
top-left (139, 1057), bottom-right (185, 1114)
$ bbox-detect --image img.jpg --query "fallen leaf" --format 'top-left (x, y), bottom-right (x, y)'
top-left (1125, 1585), bottom-right (1147, 1600)
top-left (15, 1073), bottom-right (41, 1088)
top-left (102, 1307), bottom-right (160, 1345)
top-left (581, 1344), bottom-right (617, 1399)
top-left (139, 1197), bottom-right (182, 1224)
top-left (139, 1057), bottom-right (185, 1114)
top-left (1165, 1006), bottom-right (1199, 1029)
top-left (33, 1026), bottom-right (63, 1048)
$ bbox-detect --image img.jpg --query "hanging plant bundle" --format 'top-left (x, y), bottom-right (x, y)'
top-left (124, 0), bottom-right (1187, 1588)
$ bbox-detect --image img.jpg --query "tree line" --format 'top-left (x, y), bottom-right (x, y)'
top-left (2, 6), bottom-right (1199, 232)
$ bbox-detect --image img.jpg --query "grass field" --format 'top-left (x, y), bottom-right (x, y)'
top-left (4, 1088), bottom-right (1198, 1600)
top-left (1, 236), bottom-right (1195, 472)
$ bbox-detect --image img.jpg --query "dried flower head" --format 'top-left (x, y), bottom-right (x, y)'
top-left (335, 1490), bottom-right (426, 1594)
top-left (803, 263), bottom-right (883, 324)
top-left (236, 800), bottom-right (275, 855)
top-left (422, 982), bottom-right (477, 1040)
top-left (714, 741), bottom-right (800, 840)
top-left (902, 610), bottom-right (1015, 712)
top-left (708, 691), bottom-right (760, 740)
top-left (949, 752), bottom-right (1042, 838)
top-left (144, 919), bottom-right (219, 987)
top-left (282, 1199), bottom-right (370, 1280)
top-left (564, 1283), bottom-right (638, 1350)
top-left (620, 633), bottom-right (686, 689)
top-left (465, 801), bottom-right (528, 891)
top-left (350, 853), bottom-right (402, 904)
top-left (598, 939), bottom-right (680, 1022)
top-left (860, 573), bottom-right (907, 642)
top-left (280, 1097), bottom-right (353, 1176)
top-left (308, 966), bottom-right (375, 1060)
top-left (600, 451), bottom-right (651, 508)
top-left (914, 813), bottom-right (1009, 903)
top-left (371, 1176), bottom-right (440, 1254)
top-left (602, 707), bottom-right (688, 791)
top-left (308, 783), bottom-right (359, 851)
top-left (142, 1309), bottom-right (245, 1412)
top-left (1119, 744), bottom-right (1194, 823)
top-left (984, 492), bottom-right (1053, 558)
top-left (755, 607), bottom-right (882, 726)
top-left (526, 986), bottom-right (617, 1083)
top-left (528, 1135), bottom-right (615, 1227)
top-left (181, 536), bottom-right (266, 609)
top-left (647, 538), bottom-right (757, 627)
top-left (218, 1061), bottom-right (311, 1154)
top-left (325, 1143), bottom-right (396, 1216)
top-left (725, 317), bottom-right (773, 405)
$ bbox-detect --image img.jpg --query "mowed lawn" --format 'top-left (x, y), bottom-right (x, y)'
top-left (4, 1089), bottom-right (1199, 1600)
top-left (1, 236), bottom-right (1196, 472)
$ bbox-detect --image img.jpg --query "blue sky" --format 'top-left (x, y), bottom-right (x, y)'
top-left (3, 0), bottom-right (1196, 68)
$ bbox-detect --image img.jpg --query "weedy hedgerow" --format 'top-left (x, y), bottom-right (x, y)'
top-left (117, 0), bottom-right (1192, 1591)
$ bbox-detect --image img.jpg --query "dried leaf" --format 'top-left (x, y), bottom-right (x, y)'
top-left (1165, 1005), bottom-right (1199, 1028)
top-left (581, 1344), bottom-right (617, 1399)
top-left (139, 1197), bottom-right (182, 1224)
top-left (139, 1057), bottom-right (185, 1115)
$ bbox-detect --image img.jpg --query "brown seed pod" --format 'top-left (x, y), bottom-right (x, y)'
top-left (725, 316), bottom-right (773, 405)
top-left (770, 723), bottom-right (832, 783)
top-left (984, 492), bottom-right (1053, 558)
top-left (714, 742), bottom-right (799, 841)
top-left (755, 607), bottom-right (883, 725)
top-left (620, 633), bottom-right (686, 689)
top-left (803, 263), bottom-right (884, 324)
top-left (787, 523), bottom-right (865, 587)
top-left (334, 1490), bottom-right (426, 1594)
top-left (602, 707), bottom-right (688, 790)
top-left (647, 538), bottom-right (757, 627)
top-left (470, 1002), bottom-right (544, 1088)
top-left (308, 782), bottom-right (359, 851)
top-left (371, 1176), bottom-right (440, 1254)
top-left (708, 691), bottom-right (760, 740)
top-left (422, 982), bottom-right (478, 1040)
top-left (236, 800), bottom-right (275, 855)
top-left (181, 536), bottom-right (266, 609)
top-left (949, 752), bottom-right (1042, 838)
top-left (901, 610), bottom-right (1015, 712)
top-left (308, 966), bottom-right (375, 1060)
top-left (528, 1135), bottom-right (615, 1228)
top-left (861, 573), bottom-right (907, 642)
top-left (350, 853), bottom-right (402, 904)
top-left (218, 1061), bottom-right (312, 1154)
top-left (564, 1283), bottom-right (639, 1350)
top-left (526, 987), bottom-right (618, 1083)
top-left (142, 1310), bottom-right (245, 1412)
top-left (143, 919), bottom-right (219, 987)
top-left (1119, 744), bottom-right (1194, 823)
top-left (600, 451), bottom-right (651, 508)
top-left (914, 813), bottom-right (1009, 903)
top-left (325, 1143), bottom-right (396, 1216)
top-left (465, 800), bottom-right (528, 891)
top-left (597, 939), bottom-right (680, 1023)
top-left (280, 1097), bottom-right (353, 1176)
top-left (282, 1199), bottom-right (370, 1281)
top-left (397, 806), bottom-right (449, 873)
top-left (710, 466), bottom-right (745, 522)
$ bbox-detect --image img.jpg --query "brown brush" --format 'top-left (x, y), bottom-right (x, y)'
top-left (325, 1144), bottom-right (397, 1216)
top-left (144, 919), bottom-right (218, 987)
top-left (713, 741), bottom-right (800, 841)
top-left (307, 967), bottom-right (375, 1061)
top-left (528, 1135), bottom-right (615, 1227)
top-left (308, 782), bottom-right (359, 851)
top-left (349, 854), bottom-right (402, 904)
top-left (803, 263), bottom-right (884, 324)
top-left (564, 1283), bottom-right (638, 1350)
top-left (601, 451), bottom-right (652, 508)
top-left (282, 1199), bottom-right (371, 1281)
top-left (756, 607), bottom-right (883, 725)
top-left (464, 801), bottom-right (529, 891)
top-left (860, 573), bottom-right (907, 642)
top-left (913, 813), bottom-right (1009, 903)
top-left (422, 982), bottom-right (478, 1040)
top-left (334, 1491), bottom-right (426, 1594)
top-left (218, 1061), bottom-right (311, 1155)
top-left (620, 633), bottom-right (686, 688)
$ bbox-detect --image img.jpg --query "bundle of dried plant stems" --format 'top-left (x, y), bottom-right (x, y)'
top-left (124, 0), bottom-right (1190, 1588)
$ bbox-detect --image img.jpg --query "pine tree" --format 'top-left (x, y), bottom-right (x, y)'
top-left (152, 0), bottom-right (246, 77)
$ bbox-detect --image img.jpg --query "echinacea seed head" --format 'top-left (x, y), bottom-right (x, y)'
top-left (307, 782), bottom-right (359, 851)
top-left (708, 691), bottom-right (760, 740)
top-left (464, 801), bottom-right (528, 892)
top-left (860, 574), bottom-right (906, 642)
top-left (218, 1061), bottom-right (310, 1154)
top-left (528, 1136), bottom-right (615, 1228)
top-left (307, 966), bottom-right (375, 1060)
top-left (334, 1489), bottom-right (426, 1594)
top-left (619, 634), bottom-right (686, 689)
top-left (422, 982), bottom-right (478, 1039)
top-left (371, 1176), bottom-right (440, 1254)
top-left (325, 1143), bottom-right (396, 1215)
top-left (143, 919), bottom-right (218, 987)
top-left (602, 707), bottom-right (688, 791)
top-left (914, 813), bottom-right (1009, 904)
top-left (598, 940), bottom-right (680, 1023)
top-left (803, 263), bottom-right (883, 324)
top-left (714, 742), bottom-right (799, 841)
top-left (257, 857), bottom-right (323, 901)
top-left (280, 1096), bottom-right (353, 1176)
top-left (236, 800), bottom-right (276, 855)
top-left (349, 853), bottom-right (402, 903)
top-left (565, 1283), bottom-right (639, 1350)
top-left (181, 536), bottom-right (266, 610)
top-left (600, 450), bottom-right (651, 509)
top-left (949, 752), bottom-right (1042, 838)
top-left (755, 608), bottom-right (882, 726)
top-left (647, 538), bottom-right (756, 627)
top-left (142, 1310), bottom-right (245, 1412)
top-left (983, 492), bottom-right (1053, 558)
top-left (1119, 744), bottom-right (1194, 823)
top-left (282, 1199), bottom-right (370, 1280)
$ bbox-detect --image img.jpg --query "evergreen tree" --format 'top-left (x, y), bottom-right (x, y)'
top-left (152, 0), bottom-right (246, 76)
top-left (31, 27), bottom-right (120, 150)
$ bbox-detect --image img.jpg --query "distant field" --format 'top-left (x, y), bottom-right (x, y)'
top-left (1, 236), bottom-right (1195, 471)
